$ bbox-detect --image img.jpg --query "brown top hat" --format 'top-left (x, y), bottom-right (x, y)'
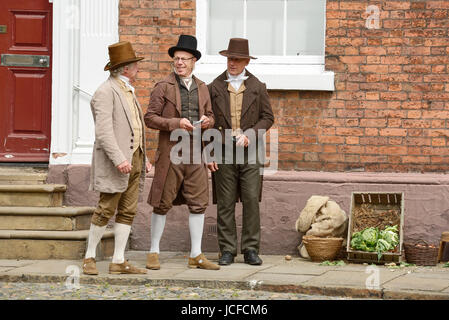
top-left (104, 41), bottom-right (144, 71)
top-left (219, 38), bottom-right (257, 60)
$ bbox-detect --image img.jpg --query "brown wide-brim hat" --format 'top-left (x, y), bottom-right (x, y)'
top-left (104, 41), bottom-right (144, 71)
top-left (219, 38), bottom-right (257, 60)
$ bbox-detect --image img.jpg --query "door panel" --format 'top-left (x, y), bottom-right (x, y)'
top-left (0, 0), bottom-right (52, 162)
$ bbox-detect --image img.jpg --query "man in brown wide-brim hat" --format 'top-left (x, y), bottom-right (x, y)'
top-left (82, 41), bottom-right (152, 276)
top-left (207, 38), bottom-right (274, 266)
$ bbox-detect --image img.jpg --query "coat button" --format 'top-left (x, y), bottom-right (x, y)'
top-left (130, 146), bottom-right (133, 149)
top-left (219, 126), bottom-right (222, 130)
top-left (131, 139), bottom-right (134, 143)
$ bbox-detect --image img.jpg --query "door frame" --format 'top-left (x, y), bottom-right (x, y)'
top-left (50, 0), bottom-right (119, 165)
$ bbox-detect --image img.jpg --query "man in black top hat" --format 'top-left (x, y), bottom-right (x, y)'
top-left (144, 35), bottom-right (219, 270)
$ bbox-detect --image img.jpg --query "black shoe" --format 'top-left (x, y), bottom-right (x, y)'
top-left (218, 251), bottom-right (234, 266)
top-left (243, 250), bottom-right (263, 265)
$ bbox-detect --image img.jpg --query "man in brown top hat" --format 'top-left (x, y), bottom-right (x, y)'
top-left (208, 38), bottom-right (274, 266)
top-left (144, 35), bottom-right (219, 270)
top-left (82, 41), bottom-right (151, 275)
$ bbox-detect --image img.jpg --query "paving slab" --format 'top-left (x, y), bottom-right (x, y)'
top-left (0, 260), bottom-right (36, 268)
top-left (303, 269), bottom-right (407, 288)
top-left (246, 273), bottom-right (315, 285)
top-left (382, 274), bottom-right (449, 292)
top-left (173, 268), bottom-right (257, 281)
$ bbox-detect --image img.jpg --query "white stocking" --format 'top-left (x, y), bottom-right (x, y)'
top-left (150, 213), bottom-right (166, 254)
top-left (189, 213), bottom-right (204, 258)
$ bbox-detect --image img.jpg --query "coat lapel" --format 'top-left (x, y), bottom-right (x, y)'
top-left (194, 76), bottom-right (206, 117)
top-left (165, 73), bottom-right (182, 116)
top-left (241, 70), bottom-right (257, 119)
top-left (109, 77), bottom-right (133, 130)
top-left (214, 71), bottom-right (232, 127)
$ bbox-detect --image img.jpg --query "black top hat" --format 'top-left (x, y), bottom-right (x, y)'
top-left (168, 35), bottom-right (201, 61)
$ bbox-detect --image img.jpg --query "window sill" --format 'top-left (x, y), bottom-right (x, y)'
top-left (193, 63), bottom-right (335, 91)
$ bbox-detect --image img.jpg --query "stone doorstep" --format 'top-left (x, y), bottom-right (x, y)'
top-left (0, 206), bottom-right (95, 231)
top-left (0, 229), bottom-right (114, 260)
top-left (0, 173), bottom-right (47, 185)
top-left (0, 185), bottom-right (66, 192)
top-left (0, 184), bottom-right (66, 207)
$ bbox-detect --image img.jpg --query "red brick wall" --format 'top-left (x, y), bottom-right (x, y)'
top-left (120, 0), bottom-right (449, 173)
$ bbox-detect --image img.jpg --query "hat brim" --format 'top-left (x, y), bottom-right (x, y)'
top-left (219, 50), bottom-right (257, 60)
top-left (104, 56), bottom-right (144, 71)
top-left (168, 46), bottom-right (201, 61)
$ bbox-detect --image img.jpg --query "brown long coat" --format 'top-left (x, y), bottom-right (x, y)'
top-left (144, 72), bottom-right (214, 208)
top-left (208, 69), bottom-right (274, 204)
top-left (89, 77), bottom-right (146, 193)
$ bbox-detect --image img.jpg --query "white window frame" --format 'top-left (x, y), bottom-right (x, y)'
top-left (194, 0), bottom-right (334, 90)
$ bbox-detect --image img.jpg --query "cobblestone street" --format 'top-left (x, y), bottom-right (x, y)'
top-left (0, 281), bottom-right (349, 300)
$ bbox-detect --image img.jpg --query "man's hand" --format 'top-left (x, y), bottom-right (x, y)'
top-left (145, 161), bottom-right (152, 173)
top-left (207, 161), bottom-right (219, 172)
top-left (117, 160), bottom-right (132, 174)
top-left (236, 134), bottom-right (249, 147)
top-left (199, 115), bottom-right (210, 129)
top-left (180, 118), bottom-right (194, 131)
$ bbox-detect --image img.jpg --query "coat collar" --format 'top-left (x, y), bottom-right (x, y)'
top-left (108, 76), bottom-right (133, 130)
top-left (214, 69), bottom-right (258, 123)
top-left (160, 72), bottom-right (207, 117)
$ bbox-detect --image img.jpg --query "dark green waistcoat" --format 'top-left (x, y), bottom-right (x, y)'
top-left (176, 75), bottom-right (199, 123)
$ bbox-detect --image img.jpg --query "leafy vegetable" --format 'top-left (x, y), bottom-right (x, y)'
top-left (351, 225), bottom-right (399, 261)
top-left (319, 260), bottom-right (346, 266)
top-left (361, 227), bottom-right (379, 246)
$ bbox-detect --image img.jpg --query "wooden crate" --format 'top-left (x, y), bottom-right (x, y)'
top-left (346, 192), bottom-right (404, 264)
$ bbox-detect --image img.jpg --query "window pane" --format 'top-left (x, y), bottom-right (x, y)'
top-left (247, 0), bottom-right (284, 56)
top-left (287, 0), bottom-right (325, 56)
top-left (208, 0), bottom-right (244, 55)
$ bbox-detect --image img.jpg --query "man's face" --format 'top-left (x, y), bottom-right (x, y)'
top-left (173, 50), bottom-right (196, 77)
top-left (123, 62), bottom-right (138, 81)
top-left (227, 57), bottom-right (250, 76)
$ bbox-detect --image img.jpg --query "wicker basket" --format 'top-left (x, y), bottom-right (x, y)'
top-left (404, 240), bottom-right (439, 266)
top-left (302, 236), bottom-right (344, 262)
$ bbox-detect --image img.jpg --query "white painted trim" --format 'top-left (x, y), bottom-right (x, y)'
top-left (194, 63), bottom-right (334, 91)
top-left (50, 0), bottom-right (119, 165)
top-left (195, 0), bottom-right (334, 91)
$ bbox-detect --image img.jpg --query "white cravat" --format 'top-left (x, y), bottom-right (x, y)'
top-left (181, 75), bottom-right (193, 90)
top-left (173, 67), bottom-right (193, 90)
top-left (119, 75), bottom-right (135, 93)
top-left (225, 70), bottom-right (248, 91)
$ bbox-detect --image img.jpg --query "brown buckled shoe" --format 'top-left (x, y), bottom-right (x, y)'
top-left (146, 252), bottom-right (160, 270)
top-left (109, 260), bottom-right (147, 275)
top-left (188, 253), bottom-right (220, 270)
top-left (82, 257), bottom-right (99, 275)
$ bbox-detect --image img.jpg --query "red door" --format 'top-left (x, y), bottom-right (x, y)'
top-left (0, 0), bottom-right (52, 162)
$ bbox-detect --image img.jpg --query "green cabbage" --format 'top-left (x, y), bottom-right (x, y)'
top-left (361, 227), bottom-right (379, 246)
top-left (351, 225), bottom-right (399, 261)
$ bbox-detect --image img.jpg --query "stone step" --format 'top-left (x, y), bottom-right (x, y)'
top-left (0, 206), bottom-right (95, 231)
top-left (0, 184), bottom-right (66, 207)
top-left (0, 166), bottom-right (48, 185)
top-left (0, 229), bottom-right (114, 260)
